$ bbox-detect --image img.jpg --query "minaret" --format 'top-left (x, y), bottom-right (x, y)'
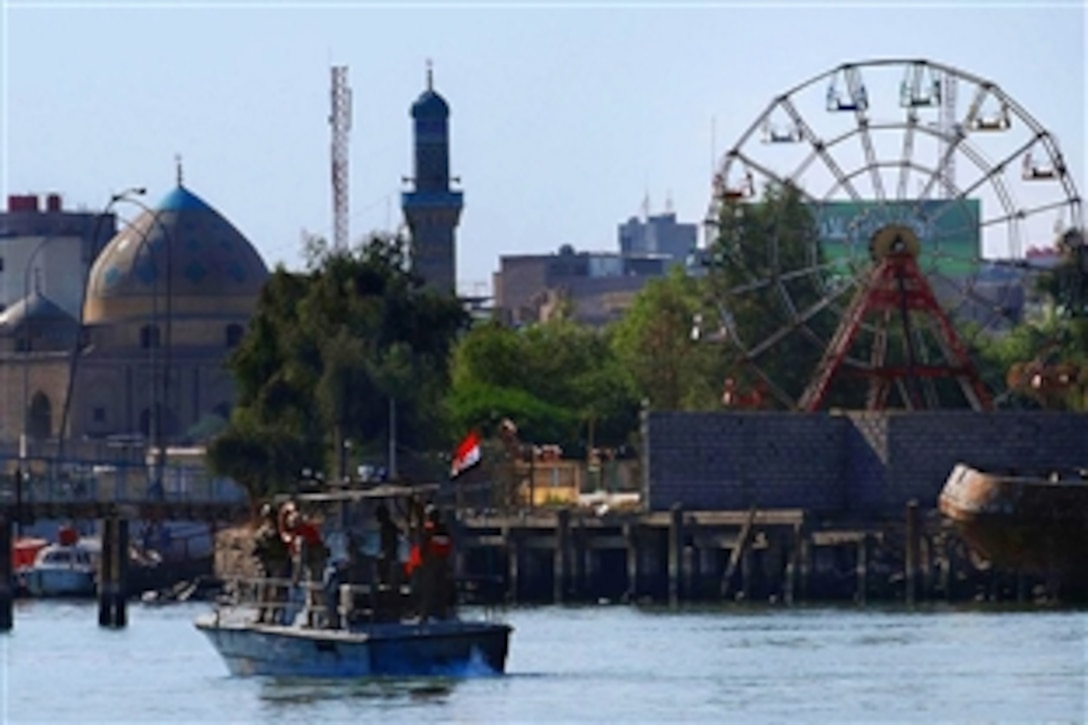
top-left (401, 62), bottom-right (463, 295)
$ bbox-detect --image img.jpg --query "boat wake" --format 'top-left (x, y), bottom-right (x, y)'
top-left (431, 645), bottom-right (503, 678)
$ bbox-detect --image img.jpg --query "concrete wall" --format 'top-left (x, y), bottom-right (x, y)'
top-left (646, 410), bottom-right (1088, 515)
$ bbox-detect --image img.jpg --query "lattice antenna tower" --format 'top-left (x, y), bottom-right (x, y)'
top-left (330, 65), bottom-right (352, 251)
top-left (938, 72), bottom-right (957, 199)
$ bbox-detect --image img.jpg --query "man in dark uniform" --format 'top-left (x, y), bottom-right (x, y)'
top-left (375, 503), bottom-right (401, 587)
top-left (253, 503), bottom-right (290, 623)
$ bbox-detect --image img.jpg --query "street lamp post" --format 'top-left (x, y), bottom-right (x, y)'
top-left (114, 194), bottom-right (174, 500)
top-left (17, 235), bottom-right (60, 522)
top-left (58, 187), bottom-right (143, 465)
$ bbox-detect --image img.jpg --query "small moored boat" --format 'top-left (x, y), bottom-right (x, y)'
top-left (24, 527), bottom-right (99, 598)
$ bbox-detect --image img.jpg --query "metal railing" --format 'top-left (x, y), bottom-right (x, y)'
top-left (0, 458), bottom-right (246, 508)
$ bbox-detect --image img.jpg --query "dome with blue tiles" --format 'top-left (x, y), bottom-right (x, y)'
top-left (83, 185), bottom-right (268, 323)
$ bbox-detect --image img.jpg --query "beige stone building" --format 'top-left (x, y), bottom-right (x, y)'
top-left (0, 184), bottom-right (268, 453)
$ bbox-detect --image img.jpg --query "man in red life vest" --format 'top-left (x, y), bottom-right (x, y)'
top-left (418, 505), bottom-right (454, 621)
top-left (281, 505), bottom-right (328, 626)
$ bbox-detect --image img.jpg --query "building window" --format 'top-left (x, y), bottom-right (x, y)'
top-left (140, 324), bottom-right (161, 349)
top-left (225, 323), bottom-right (244, 348)
top-left (93, 407), bottom-right (106, 423)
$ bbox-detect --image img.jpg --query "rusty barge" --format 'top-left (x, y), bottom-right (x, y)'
top-left (939, 463), bottom-right (1088, 592)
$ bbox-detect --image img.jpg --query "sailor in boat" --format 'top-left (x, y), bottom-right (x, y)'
top-left (418, 504), bottom-right (454, 622)
top-left (254, 502), bottom-right (291, 623)
top-left (375, 502), bottom-right (402, 588)
top-left (282, 505), bottom-right (329, 627)
top-left (321, 522), bottom-right (351, 629)
top-left (373, 502), bottom-right (404, 620)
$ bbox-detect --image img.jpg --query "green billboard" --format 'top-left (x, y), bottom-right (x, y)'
top-left (812, 199), bottom-right (981, 278)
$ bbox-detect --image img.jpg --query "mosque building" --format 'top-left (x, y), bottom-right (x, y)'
top-left (0, 178), bottom-right (268, 454)
top-left (0, 69), bottom-right (454, 458)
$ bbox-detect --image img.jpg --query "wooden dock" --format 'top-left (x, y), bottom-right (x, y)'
top-left (450, 503), bottom-right (1047, 606)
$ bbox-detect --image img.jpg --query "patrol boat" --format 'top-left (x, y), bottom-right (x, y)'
top-left (194, 484), bottom-right (512, 678)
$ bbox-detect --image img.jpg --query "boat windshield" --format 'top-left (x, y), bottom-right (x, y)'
top-left (42, 550), bottom-right (74, 565)
top-left (39, 548), bottom-right (92, 566)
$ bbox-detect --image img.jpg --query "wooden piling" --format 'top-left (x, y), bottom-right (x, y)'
top-left (784, 527), bottom-right (798, 605)
top-left (762, 530), bottom-right (783, 602)
top-left (505, 528), bottom-right (519, 605)
top-left (856, 533), bottom-right (869, 605)
top-left (668, 504), bottom-right (683, 606)
top-left (98, 516), bottom-right (128, 628)
top-left (905, 500), bottom-right (920, 605)
top-left (699, 547), bottom-right (717, 601)
top-left (571, 517), bottom-right (585, 600)
top-left (98, 517), bottom-right (115, 627)
top-left (624, 522), bottom-right (639, 601)
top-left (683, 545), bottom-right (696, 601)
top-left (740, 545), bottom-right (754, 602)
top-left (115, 518), bottom-right (129, 628)
top-left (798, 522), bottom-right (812, 603)
top-left (941, 534), bottom-right (955, 602)
top-left (583, 534), bottom-right (597, 600)
top-left (554, 509), bottom-right (570, 604)
top-left (0, 514), bottom-right (12, 632)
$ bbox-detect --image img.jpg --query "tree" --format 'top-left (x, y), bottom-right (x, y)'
top-left (207, 233), bottom-right (468, 499)
top-left (967, 237), bottom-right (1088, 412)
top-left (610, 266), bottom-right (724, 411)
top-left (447, 318), bottom-right (639, 454)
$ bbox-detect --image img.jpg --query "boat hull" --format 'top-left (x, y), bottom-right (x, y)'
top-left (939, 463), bottom-right (1088, 586)
top-left (24, 567), bottom-right (96, 597)
top-left (195, 615), bottom-right (512, 678)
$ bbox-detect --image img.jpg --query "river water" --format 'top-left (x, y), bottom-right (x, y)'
top-left (1, 600), bottom-right (1084, 722)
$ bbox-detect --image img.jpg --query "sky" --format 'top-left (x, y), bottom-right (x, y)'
top-left (1, 0), bottom-right (1084, 296)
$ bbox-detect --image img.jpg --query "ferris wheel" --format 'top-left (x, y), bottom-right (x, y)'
top-left (705, 58), bottom-right (1082, 412)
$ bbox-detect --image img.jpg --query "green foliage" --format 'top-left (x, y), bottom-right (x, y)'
top-left (448, 318), bottom-right (639, 452)
top-left (610, 266), bottom-right (724, 411)
top-left (446, 381), bottom-right (579, 444)
top-left (207, 233), bottom-right (468, 498)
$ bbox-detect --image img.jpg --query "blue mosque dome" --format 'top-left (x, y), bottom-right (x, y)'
top-left (83, 184), bottom-right (269, 323)
top-left (0, 289), bottom-right (77, 337)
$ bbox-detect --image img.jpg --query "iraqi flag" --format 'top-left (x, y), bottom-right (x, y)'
top-left (450, 430), bottom-right (482, 478)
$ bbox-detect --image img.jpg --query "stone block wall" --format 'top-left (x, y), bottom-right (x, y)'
top-left (647, 412), bottom-right (845, 512)
top-left (646, 410), bottom-right (1088, 515)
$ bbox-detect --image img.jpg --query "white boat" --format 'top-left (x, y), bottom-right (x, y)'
top-left (195, 484), bottom-right (513, 678)
top-left (24, 536), bottom-right (100, 598)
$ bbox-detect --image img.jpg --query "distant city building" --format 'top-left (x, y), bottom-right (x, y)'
top-left (494, 203), bottom-right (698, 327)
top-left (0, 183), bottom-right (268, 448)
top-left (0, 193), bottom-right (118, 319)
top-left (618, 211), bottom-right (697, 266)
top-left (494, 244), bottom-right (669, 327)
top-left (401, 66), bottom-right (463, 295)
